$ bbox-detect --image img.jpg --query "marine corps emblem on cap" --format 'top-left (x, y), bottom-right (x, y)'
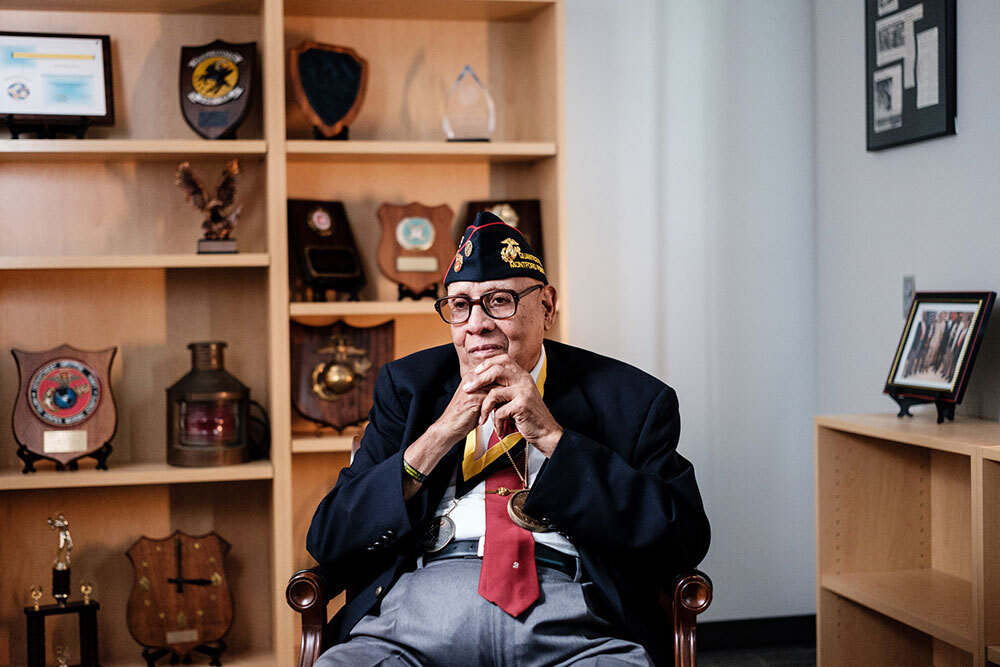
top-left (500, 239), bottom-right (520, 264)
top-left (453, 253), bottom-right (464, 272)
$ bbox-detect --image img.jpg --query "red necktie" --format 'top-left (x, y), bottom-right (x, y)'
top-left (478, 427), bottom-right (538, 616)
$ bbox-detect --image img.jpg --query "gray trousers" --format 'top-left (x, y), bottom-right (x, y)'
top-left (315, 556), bottom-right (652, 666)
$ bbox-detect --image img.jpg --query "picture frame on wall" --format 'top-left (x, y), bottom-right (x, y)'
top-left (884, 291), bottom-right (996, 421)
top-left (865, 0), bottom-right (955, 151)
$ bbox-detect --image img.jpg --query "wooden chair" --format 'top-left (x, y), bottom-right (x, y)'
top-left (287, 564), bottom-right (712, 667)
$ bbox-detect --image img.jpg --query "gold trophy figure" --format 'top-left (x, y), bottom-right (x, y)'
top-left (48, 513), bottom-right (73, 605)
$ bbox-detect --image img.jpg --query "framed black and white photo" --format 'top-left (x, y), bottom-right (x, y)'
top-left (885, 292), bottom-right (995, 406)
top-left (0, 31), bottom-right (114, 126)
top-left (866, 0), bottom-right (955, 151)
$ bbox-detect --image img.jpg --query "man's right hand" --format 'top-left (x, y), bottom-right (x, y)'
top-left (401, 370), bottom-right (488, 499)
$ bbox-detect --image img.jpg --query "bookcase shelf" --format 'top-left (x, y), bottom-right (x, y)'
top-left (816, 414), bottom-right (1000, 666)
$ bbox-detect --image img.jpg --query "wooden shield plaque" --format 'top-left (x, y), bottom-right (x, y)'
top-left (12, 344), bottom-right (117, 473)
top-left (377, 202), bottom-right (456, 299)
top-left (289, 41), bottom-right (368, 139)
top-left (180, 40), bottom-right (256, 140)
top-left (126, 531), bottom-right (233, 662)
top-left (291, 320), bottom-right (394, 430)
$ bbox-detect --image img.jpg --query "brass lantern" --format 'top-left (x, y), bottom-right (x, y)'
top-left (167, 342), bottom-right (249, 467)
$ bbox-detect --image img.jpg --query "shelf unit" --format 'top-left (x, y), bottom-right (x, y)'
top-left (0, 1), bottom-right (565, 664)
top-left (815, 414), bottom-right (1000, 666)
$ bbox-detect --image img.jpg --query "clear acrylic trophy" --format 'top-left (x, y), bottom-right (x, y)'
top-left (443, 65), bottom-right (495, 141)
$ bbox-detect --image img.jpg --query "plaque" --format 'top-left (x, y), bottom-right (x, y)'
top-left (288, 199), bottom-right (365, 301)
top-left (179, 40), bottom-right (256, 140)
top-left (12, 345), bottom-right (117, 473)
top-left (443, 65), bottom-right (495, 141)
top-left (126, 531), bottom-right (233, 666)
top-left (289, 41), bottom-right (368, 140)
top-left (175, 160), bottom-right (242, 253)
top-left (291, 320), bottom-right (394, 430)
top-left (377, 202), bottom-right (456, 299)
top-left (460, 200), bottom-right (544, 267)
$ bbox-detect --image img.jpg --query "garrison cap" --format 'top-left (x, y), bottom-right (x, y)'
top-left (444, 211), bottom-right (547, 285)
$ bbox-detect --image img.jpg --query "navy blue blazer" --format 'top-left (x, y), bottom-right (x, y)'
top-left (306, 339), bottom-right (710, 664)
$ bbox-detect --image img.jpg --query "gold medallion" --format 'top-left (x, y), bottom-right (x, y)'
top-left (507, 489), bottom-right (550, 533)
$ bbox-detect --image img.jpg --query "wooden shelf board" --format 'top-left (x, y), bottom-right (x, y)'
top-left (3, 0), bottom-right (262, 15)
top-left (0, 139), bottom-right (266, 162)
top-left (821, 570), bottom-right (974, 652)
top-left (979, 447), bottom-right (1000, 463)
top-left (290, 300), bottom-right (436, 317)
top-left (988, 645), bottom-right (1000, 664)
top-left (815, 413), bottom-right (998, 455)
top-left (292, 435), bottom-right (355, 454)
top-left (0, 253), bottom-right (270, 270)
top-left (286, 140), bottom-right (556, 163)
top-left (284, 0), bottom-right (553, 21)
top-left (0, 460), bottom-right (273, 491)
top-left (100, 649), bottom-right (277, 667)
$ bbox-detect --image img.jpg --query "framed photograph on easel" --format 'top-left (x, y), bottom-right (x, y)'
top-left (885, 291), bottom-right (995, 422)
top-left (865, 0), bottom-right (955, 151)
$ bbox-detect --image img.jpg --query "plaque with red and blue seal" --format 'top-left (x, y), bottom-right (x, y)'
top-left (12, 344), bottom-right (117, 472)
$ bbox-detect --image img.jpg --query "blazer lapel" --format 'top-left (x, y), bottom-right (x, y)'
top-left (535, 341), bottom-right (595, 476)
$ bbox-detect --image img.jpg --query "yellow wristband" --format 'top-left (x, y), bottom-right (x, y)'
top-left (402, 457), bottom-right (428, 484)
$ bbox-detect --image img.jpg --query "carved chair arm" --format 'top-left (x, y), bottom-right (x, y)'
top-left (672, 569), bottom-right (713, 667)
top-left (286, 567), bottom-right (329, 667)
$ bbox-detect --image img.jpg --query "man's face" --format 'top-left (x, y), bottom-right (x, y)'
top-left (447, 277), bottom-right (557, 374)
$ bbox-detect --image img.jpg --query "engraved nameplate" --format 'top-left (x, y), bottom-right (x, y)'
top-left (166, 628), bottom-right (199, 643)
top-left (43, 430), bottom-right (88, 454)
top-left (396, 256), bottom-right (439, 272)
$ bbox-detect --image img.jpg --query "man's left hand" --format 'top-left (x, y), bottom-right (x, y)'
top-left (464, 354), bottom-right (563, 457)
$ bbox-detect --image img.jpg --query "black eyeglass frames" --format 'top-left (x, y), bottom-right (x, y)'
top-left (434, 284), bottom-right (544, 324)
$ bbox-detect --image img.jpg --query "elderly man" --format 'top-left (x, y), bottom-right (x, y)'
top-left (308, 211), bottom-right (710, 666)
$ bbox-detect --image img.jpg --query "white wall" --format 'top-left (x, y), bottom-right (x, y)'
top-left (815, 1), bottom-right (1000, 418)
top-left (565, 1), bottom-right (817, 621)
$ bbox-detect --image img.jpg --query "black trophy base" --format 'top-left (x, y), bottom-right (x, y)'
top-left (313, 125), bottom-right (349, 140)
top-left (889, 391), bottom-right (956, 424)
top-left (24, 600), bottom-right (100, 667)
top-left (17, 442), bottom-right (112, 474)
top-left (397, 284), bottom-right (438, 301)
top-left (445, 137), bottom-right (490, 142)
top-left (197, 238), bottom-right (238, 254)
top-left (142, 641), bottom-right (227, 667)
top-left (4, 115), bottom-right (93, 139)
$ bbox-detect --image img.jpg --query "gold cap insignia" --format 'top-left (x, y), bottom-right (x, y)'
top-left (500, 238), bottom-right (520, 264)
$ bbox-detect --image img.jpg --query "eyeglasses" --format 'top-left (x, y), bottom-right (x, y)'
top-left (435, 284), bottom-right (544, 324)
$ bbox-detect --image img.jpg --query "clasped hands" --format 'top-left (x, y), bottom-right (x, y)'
top-left (402, 354), bottom-right (562, 497)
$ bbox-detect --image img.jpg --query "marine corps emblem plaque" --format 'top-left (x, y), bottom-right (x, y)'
top-left (12, 344), bottom-right (117, 473)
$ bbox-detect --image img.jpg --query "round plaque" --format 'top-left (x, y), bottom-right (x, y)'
top-left (308, 206), bottom-right (334, 236)
top-left (28, 359), bottom-right (101, 427)
top-left (190, 55), bottom-right (243, 105)
top-left (396, 216), bottom-right (435, 252)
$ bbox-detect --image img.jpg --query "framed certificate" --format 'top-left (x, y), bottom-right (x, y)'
top-left (0, 31), bottom-right (114, 126)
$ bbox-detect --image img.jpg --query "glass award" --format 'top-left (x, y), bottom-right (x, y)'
top-left (442, 65), bottom-right (495, 142)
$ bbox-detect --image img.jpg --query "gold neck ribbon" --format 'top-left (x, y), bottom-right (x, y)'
top-left (461, 356), bottom-right (547, 482)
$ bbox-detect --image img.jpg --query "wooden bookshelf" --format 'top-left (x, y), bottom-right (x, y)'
top-left (816, 414), bottom-right (1000, 666)
top-left (0, 1), bottom-right (565, 664)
